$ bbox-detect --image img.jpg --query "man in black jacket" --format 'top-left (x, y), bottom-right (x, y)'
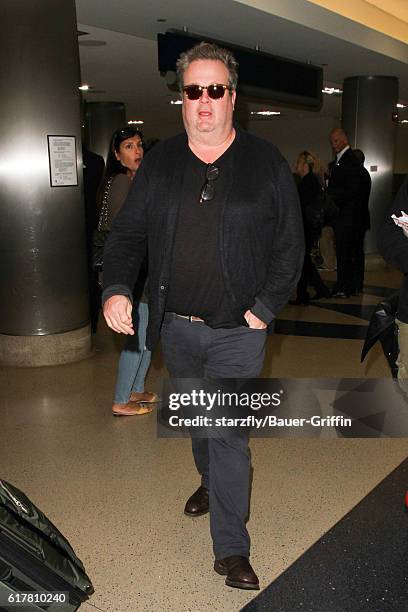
top-left (352, 149), bottom-right (371, 294)
top-left (328, 128), bottom-right (363, 297)
top-left (103, 42), bottom-right (304, 589)
top-left (378, 177), bottom-right (408, 397)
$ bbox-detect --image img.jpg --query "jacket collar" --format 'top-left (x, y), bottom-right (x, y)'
top-left (336, 145), bottom-right (350, 164)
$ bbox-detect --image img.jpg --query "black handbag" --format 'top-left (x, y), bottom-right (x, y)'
top-left (92, 176), bottom-right (113, 272)
top-left (361, 292), bottom-right (400, 378)
top-left (305, 189), bottom-right (338, 232)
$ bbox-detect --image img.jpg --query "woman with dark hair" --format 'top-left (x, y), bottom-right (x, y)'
top-left (100, 126), bottom-right (144, 222)
top-left (290, 150), bottom-right (331, 305)
top-left (100, 126), bottom-right (158, 416)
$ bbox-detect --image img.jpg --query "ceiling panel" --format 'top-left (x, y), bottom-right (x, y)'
top-left (365, 0), bottom-right (408, 24)
top-left (76, 0), bottom-right (408, 139)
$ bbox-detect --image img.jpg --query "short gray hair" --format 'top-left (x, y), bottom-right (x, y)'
top-left (176, 42), bottom-right (239, 91)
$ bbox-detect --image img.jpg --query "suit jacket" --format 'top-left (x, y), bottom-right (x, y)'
top-left (359, 165), bottom-right (372, 231)
top-left (297, 171), bottom-right (323, 246)
top-left (103, 128), bottom-right (304, 349)
top-left (328, 148), bottom-right (362, 225)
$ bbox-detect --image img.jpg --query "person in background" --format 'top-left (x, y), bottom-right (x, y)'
top-left (328, 128), bottom-right (362, 298)
top-left (290, 150), bottom-right (331, 304)
top-left (318, 225), bottom-right (337, 272)
top-left (352, 149), bottom-right (371, 294)
top-left (378, 176), bottom-right (408, 397)
top-left (100, 127), bottom-right (159, 416)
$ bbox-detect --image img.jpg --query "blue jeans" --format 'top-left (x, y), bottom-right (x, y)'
top-left (114, 301), bottom-right (151, 404)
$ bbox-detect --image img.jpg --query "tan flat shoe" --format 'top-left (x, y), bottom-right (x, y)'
top-left (129, 391), bottom-right (160, 403)
top-left (112, 402), bottom-right (154, 416)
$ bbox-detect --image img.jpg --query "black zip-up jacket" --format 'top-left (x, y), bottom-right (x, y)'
top-left (103, 128), bottom-right (304, 349)
top-left (377, 177), bottom-right (408, 323)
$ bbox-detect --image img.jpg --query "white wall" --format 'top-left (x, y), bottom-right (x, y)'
top-left (145, 112), bottom-right (406, 177)
top-left (245, 115), bottom-right (338, 171)
top-left (246, 116), bottom-right (407, 176)
top-left (394, 124), bottom-right (408, 174)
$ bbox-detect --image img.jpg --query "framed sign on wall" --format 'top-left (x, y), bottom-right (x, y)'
top-left (47, 135), bottom-right (78, 187)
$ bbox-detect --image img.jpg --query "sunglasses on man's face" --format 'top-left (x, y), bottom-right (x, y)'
top-left (183, 84), bottom-right (231, 100)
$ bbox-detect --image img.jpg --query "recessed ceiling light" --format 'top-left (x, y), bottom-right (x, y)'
top-left (78, 40), bottom-right (106, 47)
top-left (250, 110), bottom-right (280, 116)
top-left (79, 85), bottom-right (90, 91)
top-left (400, 119), bottom-right (408, 124)
top-left (397, 103), bottom-right (406, 109)
top-left (170, 100), bottom-right (183, 105)
top-left (128, 120), bottom-right (144, 125)
top-left (322, 87), bottom-right (342, 95)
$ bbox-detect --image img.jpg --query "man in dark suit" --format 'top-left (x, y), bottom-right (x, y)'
top-left (327, 128), bottom-right (363, 297)
top-left (352, 149), bottom-right (371, 294)
top-left (102, 42), bottom-right (304, 589)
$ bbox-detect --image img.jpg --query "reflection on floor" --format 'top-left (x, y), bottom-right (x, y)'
top-left (278, 279), bottom-right (397, 340)
top-left (1, 260), bottom-right (407, 611)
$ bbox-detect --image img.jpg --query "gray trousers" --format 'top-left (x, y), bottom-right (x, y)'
top-left (161, 312), bottom-right (267, 559)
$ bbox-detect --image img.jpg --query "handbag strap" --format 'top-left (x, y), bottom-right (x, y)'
top-left (97, 175), bottom-right (114, 231)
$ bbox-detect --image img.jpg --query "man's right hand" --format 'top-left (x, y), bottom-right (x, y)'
top-left (103, 295), bottom-right (134, 335)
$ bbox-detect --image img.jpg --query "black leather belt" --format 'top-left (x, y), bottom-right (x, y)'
top-left (173, 313), bottom-right (204, 323)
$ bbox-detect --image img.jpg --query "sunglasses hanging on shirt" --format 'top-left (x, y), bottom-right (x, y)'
top-left (199, 164), bottom-right (220, 204)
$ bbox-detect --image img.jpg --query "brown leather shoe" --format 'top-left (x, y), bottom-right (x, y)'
top-left (214, 556), bottom-right (259, 590)
top-left (129, 391), bottom-right (160, 403)
top-left (112, 402), bottom-right (153, 416)
top-left (184, 486), bottom-right (209, 517)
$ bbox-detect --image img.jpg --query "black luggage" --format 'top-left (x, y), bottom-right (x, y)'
top-left (0, 479), bottom-right (93, 611)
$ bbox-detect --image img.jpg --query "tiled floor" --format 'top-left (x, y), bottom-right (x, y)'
top-left (1, 259), bottom-right (407, 612)
top-left (242, 457), bottom-right (408, 611)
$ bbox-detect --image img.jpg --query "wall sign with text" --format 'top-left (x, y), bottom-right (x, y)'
top-left (47, 135), bottom-right (78, 187)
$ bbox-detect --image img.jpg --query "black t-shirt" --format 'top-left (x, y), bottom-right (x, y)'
top-left (166, 139), bottom-right (243, 327)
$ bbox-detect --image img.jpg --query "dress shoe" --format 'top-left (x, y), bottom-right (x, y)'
top-left (129, 391), bottom-right (160, 403)
top-left (214, 556), bottom-right (260, 590)
top-left (112, 402), bottom-right (153, 416)
top-left (184, 486), bottom-right (209, 517)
